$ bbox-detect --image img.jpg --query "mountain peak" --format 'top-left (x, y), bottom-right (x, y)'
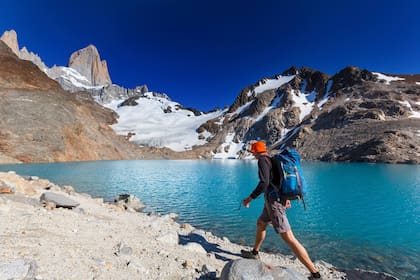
top-left (68, 44), bottom-right (112, 86)
top-left (281, 66), bottom-right (299, 76)
top-left (331, 66), bottom-right (377, 91)
top-left (0, 29), bottom-right (19, 56)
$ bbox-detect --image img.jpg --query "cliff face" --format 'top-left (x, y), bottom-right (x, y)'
top-left (68, 44), bottom-right (112, 86)
top-left (0, 40), bottom-right (174, 163)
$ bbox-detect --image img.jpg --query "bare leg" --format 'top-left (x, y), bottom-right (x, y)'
top-left (253, 219), bottom-right (267, 251)
top-left (280, 230), bottom-right (318, 273)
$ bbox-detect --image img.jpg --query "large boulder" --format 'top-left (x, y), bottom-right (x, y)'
top-left (220, 259), bottom-right (306, 280)
top-left (40, 192), bottom-right (80, 209)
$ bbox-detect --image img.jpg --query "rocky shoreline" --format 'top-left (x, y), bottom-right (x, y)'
top-left (0, 172), bottom-right (398, 279)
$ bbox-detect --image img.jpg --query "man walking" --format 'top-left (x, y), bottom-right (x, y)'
top-left (241, 141), bottom-right (321, 279)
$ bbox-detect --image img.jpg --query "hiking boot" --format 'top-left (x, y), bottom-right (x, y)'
top-left (240, 249), bottom-right (260, 260)
top-left (308, 272), bottom-right (322, 279)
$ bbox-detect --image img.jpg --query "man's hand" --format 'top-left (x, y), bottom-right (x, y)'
top-left (242, 197), bottom-right (252, 208)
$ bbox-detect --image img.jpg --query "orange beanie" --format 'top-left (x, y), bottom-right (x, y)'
top-left (250, 141), bottom-right (267, 153)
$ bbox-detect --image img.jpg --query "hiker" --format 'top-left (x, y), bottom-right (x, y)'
top-left (241, 141), bottom-right (321, 279)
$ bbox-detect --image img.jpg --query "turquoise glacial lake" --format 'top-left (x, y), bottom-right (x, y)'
top-left (0, 160), bottom-right (418, 279)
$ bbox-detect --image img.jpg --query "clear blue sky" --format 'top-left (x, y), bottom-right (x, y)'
top-left (1, 0), bottom-right (419, 111)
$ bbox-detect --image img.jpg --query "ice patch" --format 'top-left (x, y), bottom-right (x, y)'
top-left (213, 133), bottom-right (244, 159)
top-left (399, 101), bottom-right (420, 119)
top-left (247, 75), bottom-right (295, 97)
top-left (231, 101), bottom-right (253, 117)
top-left (318, 80), bottom-right (332, 110)
top-left (373, 72), bottom-right (405, 84)
top-left (291, 90), bottom-right (315, 122)
top-left (254, 94), bottom-right (283, 122)
top-left (410, 111), bottom-right (420, 118)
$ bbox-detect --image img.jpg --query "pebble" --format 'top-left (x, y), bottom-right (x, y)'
top-left (182, 260), bottom-right (193, 268)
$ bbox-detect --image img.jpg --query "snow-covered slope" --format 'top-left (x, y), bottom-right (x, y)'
top-left (105, 93), bottom-right (224, 152)
top-left (47, 66), bottom-right (105, 91)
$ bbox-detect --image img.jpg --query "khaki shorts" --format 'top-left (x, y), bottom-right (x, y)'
top-left (258, 200), bottom-right (291, 233)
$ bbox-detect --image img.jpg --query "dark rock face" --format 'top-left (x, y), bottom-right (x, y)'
top-left (331, 66), bottom-right (378, 93)
top-left (178, 106), bottom-right (202, 116)
top-left (228, 87), bottom-right (252, 113)
top-left (118, 96), bottom-right (140, 107)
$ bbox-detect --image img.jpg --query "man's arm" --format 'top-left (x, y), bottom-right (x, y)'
top-left (243, 157), bottom-right (271, 206)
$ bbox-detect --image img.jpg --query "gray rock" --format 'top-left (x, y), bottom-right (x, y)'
top-left (113, 193), bottom-right (145, 212)
top-left (0, 179), bottom-right (16, 193)
top-left (40, 192), bottom-right (80, 209)
top-left (114, 242), bottom-right (133, 256)
top-left (220, 259), bottom-right (306, 280)
top-left (0, 258), bottom-right (38, 279)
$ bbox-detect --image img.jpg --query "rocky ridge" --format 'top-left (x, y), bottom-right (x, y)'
top-left (0, 171), bottom-right (399, 280)
top-left (0, 30), bottom-right (152, 106)
top-left (0, 30), bottom-right (48, 72)
top-left (198, 66), bottom-right (420, 163)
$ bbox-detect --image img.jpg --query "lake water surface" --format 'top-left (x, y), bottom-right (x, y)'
top-left (0, 160), bottom-right (418, 279)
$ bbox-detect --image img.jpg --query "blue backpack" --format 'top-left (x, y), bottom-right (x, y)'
top-left (271, 148), bottom-right (307, 209)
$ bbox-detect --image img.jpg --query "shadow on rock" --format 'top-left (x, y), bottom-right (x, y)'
top-left (179, 231), bottom-right (240, 262)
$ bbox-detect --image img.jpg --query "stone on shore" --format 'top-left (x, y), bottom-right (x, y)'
top-left (220, 259), bottom-right (306, 280)
top-left (40, 191), bottom-right (80, 208)
top-left (0, 259), bottom-right (38, 279)
top-left (0, 179), bottom-right (15, 194)
top-left (113, 193), bottom-right (145, 212)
